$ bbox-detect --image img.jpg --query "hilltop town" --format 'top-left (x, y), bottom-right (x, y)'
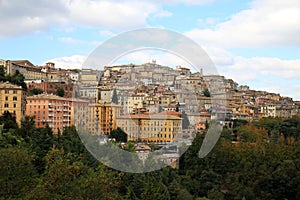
top-left (0, 59), bottom-right (299, 143)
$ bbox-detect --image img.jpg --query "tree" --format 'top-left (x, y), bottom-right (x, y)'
top-left (28, 88), bottom-right (44, 96)
top-left (0, 111), bottom-right (18, 132)
top-left (7, 70), bottom-right (27, 90)
top-left (0, 65), bottom-right (6, 81)
top-left (0, 147), bottom-right (37, 198)
top-left (110, 127), bottom-right (127, 143)
top-left (56, 87), bottom-right (65, 97)
top-left (112, 89), bottom-right (118, 104)
top-left (202, 88), bottom-right (211, 97)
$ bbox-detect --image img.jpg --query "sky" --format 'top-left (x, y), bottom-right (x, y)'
top-left (0, 0), bottom-right (299, 100)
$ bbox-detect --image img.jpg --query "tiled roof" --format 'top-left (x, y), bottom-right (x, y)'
top-left (0, 82), bottom-right (23, 89)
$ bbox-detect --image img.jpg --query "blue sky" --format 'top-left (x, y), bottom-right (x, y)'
top-left (0, 0), bottom-right (299, 100)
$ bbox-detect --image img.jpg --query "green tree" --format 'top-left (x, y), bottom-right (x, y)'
top-left (110, 127), bottom-right (127, 142)
top-left (202, 88), bottom-right (211, 97)
top-left (0, 147), bottom-right (37, 199)
top-left (7, 70), bottom-right (27, 90)
top-left (28, 88), bottom-right (44, 96)
top-left (0, 65), bottom-right (6, 81)
top-left (56, 87), bottom-right (65, 97)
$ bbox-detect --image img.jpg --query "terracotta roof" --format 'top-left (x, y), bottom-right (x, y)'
top-left (27, 93), bottom-right (68, 101)
top-left (118, 112), bottom-right (182, 120)
top-left (159, 111), bottom-right (181, 116)
top-left (135, 144), bottom-right (151, 151)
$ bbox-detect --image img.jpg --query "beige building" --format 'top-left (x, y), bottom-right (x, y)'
top-left (0, 82), bottom-right (26, 125)
top-left (87, 102), bottom-right (121, 135)
top-left (117, 111), bottom-right (182, 143)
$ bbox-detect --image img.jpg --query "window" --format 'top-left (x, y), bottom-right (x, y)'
top-left (13, 90), bottom-right (17, 94)
top-left (5, 90), bottom-right (9, 94)
top-left (13, 96), bottom-right (17, 101)
top-left (4, 103), bottom-right (8, 108)
top-left (13, 104), bottom-right (16, 108)
top-left (5, 96), bottom-right (8, 101)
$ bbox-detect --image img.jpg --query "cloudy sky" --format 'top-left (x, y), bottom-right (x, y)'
top-left (0, 0), bottom-right (299, 100)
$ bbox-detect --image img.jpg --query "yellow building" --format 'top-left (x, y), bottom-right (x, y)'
top-left (117, 111), bottom-right (182, 143)
top-left (0, 82), bottom-right (26, 125)
top-left (88, 102), bottom-right (121, 135)
top-left (127, 94), bottom-right (146, 114)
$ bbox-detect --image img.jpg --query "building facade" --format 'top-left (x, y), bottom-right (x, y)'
top-left (87, 102), bottom-right (121, 135)
top-left (26, 94), bottom-right (73, 134)
top-left (0, 82), bottom-right (26, 125)
top-left (117, 112), bottom-right (182, 143)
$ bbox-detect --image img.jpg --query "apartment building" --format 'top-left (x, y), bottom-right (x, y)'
top-left (87, 102), bottom-right (121, 135)
top-left (0, 82), bottom-right (26, 125)
top-left (117, 111), bottom-right (182, 143)
top-left (26, 94), bottom-right (72, 134)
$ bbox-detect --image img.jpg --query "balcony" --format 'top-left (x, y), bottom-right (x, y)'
top-left (48, 108), bottom-right (53, 111)
top-left (63, 104), bottom-right (69, 106)
top-left (47, 119), bottom-right (53, 122)
top-left (63, 119), bottom-right (70, 122)
top-left (63, 109), bottom-right (69, 112)
top-left (57, 108), bottom-right (62, 111)
top-left (48, 113), bottom-right (54, 117)
top-left (63, 114), bottom-right (69, 117)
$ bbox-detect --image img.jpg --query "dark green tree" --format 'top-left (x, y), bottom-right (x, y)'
top-left (28, 88), bottom-right (44, 96)
top-left (7, 70), bottom-right (27, 90)
top-left (110, 127), bottom-right (127, 142)
top-left (202, 88), bottom-right (211, 97)
top-left (0, 147), bottom-right (37, 199)
top-left (0, 65), bottom-right (6, 81)
top-left (56, 87), bottom-right (65, 97)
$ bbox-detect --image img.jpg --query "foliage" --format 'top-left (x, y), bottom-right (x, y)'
top-left (0, 112), bottom-right (300, 199)
top-left (202, 88), bottom-right (211, 97)
top-left (0, 147), bottom-right (37, 199)
top-left (28, 88), bottom-right (44, 96)
top-left (0, 66), bottom-right (27, 90)
top-left (110, 127), bottom-right (127, 142)
top-left (56, 86), bottom-right (65, 97)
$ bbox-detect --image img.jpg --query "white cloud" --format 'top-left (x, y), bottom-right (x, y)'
top-left (153, 10), bottom-right (173, 18)
top-left (153, 0), bottom-right (214, 5)
top-left (67, 0), bottom-right (157, 29)
top-left (45, 55), bottom-right (86, 69)
top-left (0, 0), bottom-right (158, 38)
top-left (198, 46), bottom-right (300, 100)
top-left (112, 50), bottom-right (193, 69)
top-left (99, 30), bottom-right (116, 37)
top-left (186, 0), bottom-right (300, 47)
top-left (59, 37), bottom-right (86, 44)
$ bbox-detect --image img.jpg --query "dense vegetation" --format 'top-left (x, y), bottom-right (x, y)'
top-left (0, 113), bottom-right (299, 199)
top-left (0, 66), bottom-right (27, 90)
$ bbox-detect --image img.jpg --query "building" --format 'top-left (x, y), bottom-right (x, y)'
top-left (77, 69), bottom-right (102, 99)
top-left (26, 94), bottom-right (72, 134)
top-left (87, 102), bottom-right (121, 135)
top-left (117, 111), bottom-right (182, 143)
top-left (27, 81), bottom-right (75, 98)
top-left (0, 82), bottom-right (26, 125)
top-left (71, 98), bottom-right (90, 130)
